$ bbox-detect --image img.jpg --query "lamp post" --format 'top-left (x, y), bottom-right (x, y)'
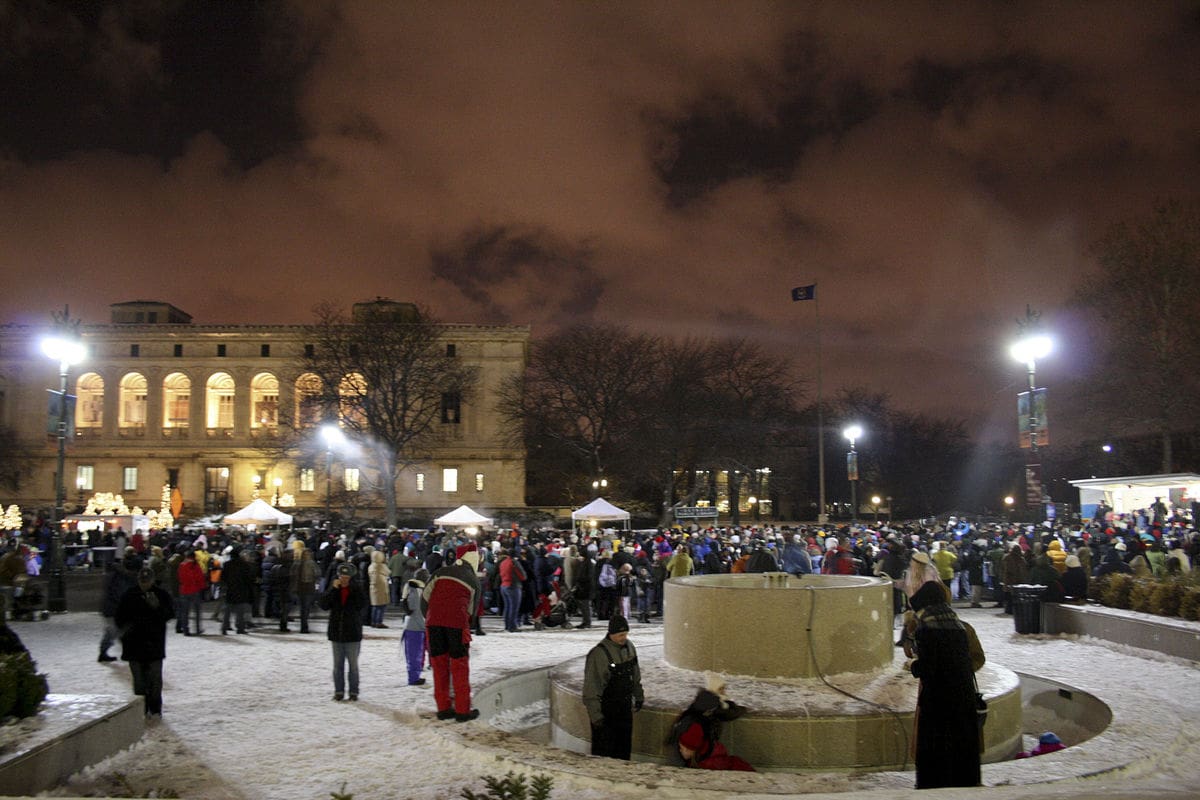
top-left (871, 495), bottom-right (882, 524)
top-left (591, 477), bottom-right (607, 495)
top-left (251, 474), bottom-right (261, 500)
top-left (1004, 495), bottom-right (1015, 523)
top-left (1010, 313), bottom-right (1052, 520)
top-left (42, 320), bottom-right (86, 613)
top-left (843, 424), bottom-right (863, 523)
top-left (321, 424), bottom-right (344, 528)
top-left (272, 476), bottom-right (282, 507)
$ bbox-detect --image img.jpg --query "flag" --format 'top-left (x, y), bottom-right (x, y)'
top-left (791, 284), bottom-right (816, 301)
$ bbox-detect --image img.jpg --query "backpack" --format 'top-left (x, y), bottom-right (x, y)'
top-left (598, 562), bottom-right (617, 588)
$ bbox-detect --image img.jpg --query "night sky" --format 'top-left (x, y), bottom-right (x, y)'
top-left (2, 2), bottom-right (1198, 444)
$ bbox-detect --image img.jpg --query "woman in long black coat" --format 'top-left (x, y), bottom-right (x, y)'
top-left (908, 580), bottom-right (981, 789)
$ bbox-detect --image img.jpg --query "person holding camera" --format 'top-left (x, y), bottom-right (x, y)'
top-left (319, 562), bottom-right (366, 701)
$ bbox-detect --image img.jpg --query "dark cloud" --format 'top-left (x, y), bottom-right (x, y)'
top-left (429, 225), bottom-right (604, 324)
top-left (0, 0), bottom-right (325, 167)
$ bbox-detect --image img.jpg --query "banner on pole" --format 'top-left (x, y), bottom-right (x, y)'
top-left (1024, 463), bottom-right (1043, 509)
top-left (847, 451), bottom-right (859, 481)
top-left (1017, 388), bottom-right (1049, 448)
top-left (46, 390), bottom-right (76, 438)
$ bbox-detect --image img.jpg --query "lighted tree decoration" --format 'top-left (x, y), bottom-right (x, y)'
top-left (1, 504), bottom-right (21, 530)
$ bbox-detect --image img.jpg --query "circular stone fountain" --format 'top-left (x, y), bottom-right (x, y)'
top-left (549, 573), bottom-right (1023, 771)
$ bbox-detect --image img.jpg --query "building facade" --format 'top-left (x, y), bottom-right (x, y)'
top-left (0, 301), bottom-right (529, 524)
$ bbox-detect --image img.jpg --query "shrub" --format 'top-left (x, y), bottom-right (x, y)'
top-left (1129, 579), bottom-right (1155, 613)
top-left (1101, 573), bottom-right (1133, 609)
top-left (0, 651), bottom-right (49, 719)
top-left (1088, 574), bottom-right (1109, 604)
top-left (461, 771), bottom-right (554, 800)
top-left (1148, 581), bottom-right (1185, 617)
top-left (1181, 587), bottom-right (1200, 622)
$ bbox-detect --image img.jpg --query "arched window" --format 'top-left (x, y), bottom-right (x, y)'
top-left (294, 373), bottom-right (323, 428)
top-left (163, 372), bottom-right (191, 429)
top-left (339, 373), bottom-right (367, 428)
top-left (75, 373), bottom-right (105, 429)
top-left (250, 373), bottom-right (279, 428)
top-left (119, 373), bottom-right (148, 429)
top-left (206, 372), bottom-right (235, 431)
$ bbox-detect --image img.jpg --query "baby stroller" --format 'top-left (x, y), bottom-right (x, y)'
top-left (533, 581), bottom-right (573, 630)
top-left (9, 575), bottom-right (49, 621)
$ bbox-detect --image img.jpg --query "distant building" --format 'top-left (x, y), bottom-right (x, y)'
top-left (0, 301), bottom-right (528, 523)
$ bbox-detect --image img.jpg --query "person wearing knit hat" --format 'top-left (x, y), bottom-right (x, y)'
top-left (668, 673), bottom-right (755, 771)
top-left (422, 550), bottom-right (482, 722)
top-left (582, 613), bottom-right (643, 760)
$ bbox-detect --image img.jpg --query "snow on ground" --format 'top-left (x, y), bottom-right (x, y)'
top-left (8, 601), bottom-right (1200, 800)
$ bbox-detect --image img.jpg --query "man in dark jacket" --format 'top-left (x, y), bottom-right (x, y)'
top-left (99, 550), bottom-right (142, 661)
top-left (318, 563), bottom-right (366, 701)
top-left (115, 567), bottom-right (175, 717)
top-left (220, 546), bottom-right (255, 634)
top-left (271, 550), bottom-right (294, 632)
top-left (582, 614), bottom-right (644, 760)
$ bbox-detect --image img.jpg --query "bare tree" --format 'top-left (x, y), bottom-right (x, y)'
top-left (498, 323), bottom-right (659, 503)
top-left (302, 301), bottom-right (478, 527)
top-left (1078, 200), bottom-right (1200, 471)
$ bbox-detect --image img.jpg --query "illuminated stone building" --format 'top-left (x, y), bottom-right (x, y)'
top-left (0, 301), bottom-right (529, 524)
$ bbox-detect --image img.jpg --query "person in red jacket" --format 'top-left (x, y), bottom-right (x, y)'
top-left (177, 550), bottom-right (207, 636)
top-left (676, 721), bottom-right (755, 771)
top-left (422, 546), bottom-right (481, 722)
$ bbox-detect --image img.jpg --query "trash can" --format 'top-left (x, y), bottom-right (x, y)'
top-left (1012, 584), bottom-right (1047, 634)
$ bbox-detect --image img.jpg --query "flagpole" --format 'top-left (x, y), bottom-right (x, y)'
top-left (815, 286), bottom-right (826, 524)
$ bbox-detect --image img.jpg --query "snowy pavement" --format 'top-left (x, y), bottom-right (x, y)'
top-left (9, 601), bottom-right (1200, 800)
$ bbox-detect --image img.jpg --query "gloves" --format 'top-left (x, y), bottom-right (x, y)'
top-left (144, 591), bottom-right (159, 609)
top-left (634, 699), bottom-right (644, 712)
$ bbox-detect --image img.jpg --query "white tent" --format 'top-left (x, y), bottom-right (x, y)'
top-left (571, 497), bottom-right (631, 530)
top-left (223, 498), bottom-right (293, 527)
top-left (433, 504), bottom-right (494, 528)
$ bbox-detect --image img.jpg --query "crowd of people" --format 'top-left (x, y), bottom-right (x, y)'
top-left (2, 504), bottom-right (1198, 783)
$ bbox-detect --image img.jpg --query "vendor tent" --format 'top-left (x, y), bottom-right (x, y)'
top-left (571, 497), bottom-right (631, 530)
top-left (1069, 473), bottom-right (1200, 521)
top-left (434, 504), bottom-right (493, 528)
top-left (223, 498), bottom-right (293, 527)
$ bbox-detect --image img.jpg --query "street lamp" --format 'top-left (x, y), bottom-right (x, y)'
top-left (1004, 495), bottom-right (1015, 523)
top-left (871, 495), bottom-right (882, 523)
top-left (42, 323), bottom-right (87, 614)
top-left (251, 474), bottom-right (261, 499)
top-left (843, 424), bottom-right (863, 523)
top-left (1011, 313), bottom-right (1053, 519)
top-left (272, 477), bottom-right (282, 506)
top-left (321, 424), bottom-right (345, 527)
top-left (591, 477), bottom-right (608, 494)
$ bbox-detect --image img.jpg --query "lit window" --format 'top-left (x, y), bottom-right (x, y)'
top-left (76, 465), bottom-right (94, 491)
top-left (299, 468), bottom-right (315, 492)
top-left (442, 468), bottom-right (458, 493)
top-left (441, 392), bottom-right (461, 424)
top-left (475, 473), bottom-right (484, 492)
top-left (416, 473), bottom-right (425, 492)
top-left (344, 468), bottom-right (360, 492)
top-left (123, 467), bottom-right (138, 492)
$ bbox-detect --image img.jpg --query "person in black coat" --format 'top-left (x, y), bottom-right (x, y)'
top-left (220, 546), bottom-right (256, 634)
top-left (99, 551), bottom-right (142, 662)
top-left (115, 567), bottom-right (176, 717)
top-left (573, 550), bottom-right (595, 629)
top-left (907, 580), bottom-right (981, 789)
top-left (318, 563), bottom-right (367, 701)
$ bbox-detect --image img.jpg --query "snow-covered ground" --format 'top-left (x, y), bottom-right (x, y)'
top-left (9, 601), bottom-right (1200, 800)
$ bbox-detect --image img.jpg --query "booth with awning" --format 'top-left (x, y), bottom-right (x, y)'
top-left (1069, 473), bottom-right (1200, 521)
top-left (433, 504), bottom-right (494, 528)
top-left (223, 498), bottom-right (293, 527)
top-left (571, 497), bottom-right (631, 531)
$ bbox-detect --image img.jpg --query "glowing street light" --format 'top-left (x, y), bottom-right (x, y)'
top-left (42, 311), bottom-right (86, 613)
top-left (1011, 308), bottom-right (1053, 519)
top-left (843, 424), bottom-right (864, 522)
top-left (871, 495), bottom-right (882, 523)
top-left (321, 424), bottom-right (346, 527)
